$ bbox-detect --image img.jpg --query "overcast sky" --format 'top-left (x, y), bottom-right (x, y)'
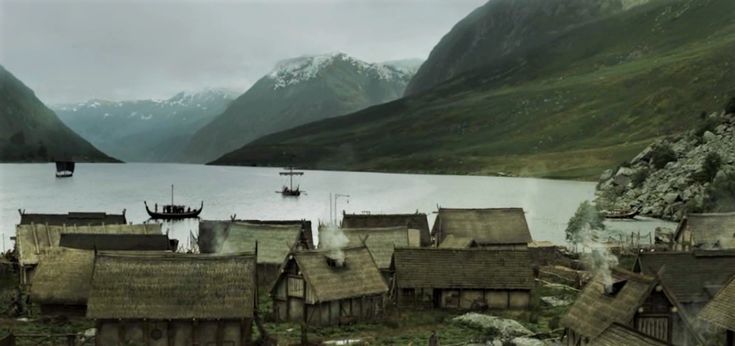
top-left (0, 0), bottom-right (485, 104)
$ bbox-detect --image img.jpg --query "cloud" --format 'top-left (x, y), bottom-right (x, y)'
top-left (0, 0), bottom-right (485, 104)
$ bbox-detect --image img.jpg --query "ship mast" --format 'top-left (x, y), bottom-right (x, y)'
top-left (171, 184), bottom-right (174, 206)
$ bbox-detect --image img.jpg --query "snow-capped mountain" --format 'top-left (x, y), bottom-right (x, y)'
top-left (185, 53), bottom-right (419, 163)
top-left (54, 88), bottom-right (238, 162)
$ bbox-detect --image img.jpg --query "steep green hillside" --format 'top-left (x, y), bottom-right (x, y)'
top-left (211, 0), bottom-right (735, 179)
top-left (0, 65), bottom-right (117, 162)
top-left (184, 53), bottom-right (418, 163)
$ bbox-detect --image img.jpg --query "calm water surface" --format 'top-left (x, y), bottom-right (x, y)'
top-left (0, 163), bottom-right (675, 250)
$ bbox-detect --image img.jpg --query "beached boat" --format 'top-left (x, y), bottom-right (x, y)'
top-left (602, 208), bottom-right (639, 219)
top-left (145, 185), bottom-right (203, 220)
top-left (55, 161), bottom-right (75, 178)
top-left (278, 167), bottom-right (304, 197)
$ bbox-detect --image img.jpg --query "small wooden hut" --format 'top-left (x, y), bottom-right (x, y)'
top-left (674, 212), bottom-right (735, 251)
top-left (699, 275), bottom-right (735, 346)
top-left (562, 268), bottom-right (703, 346)
top-left (199, 221), bottom-right (310, 288)
top-left (392, 248), bottom-right (534, 309)
top-left (18, 210), bottom-right (127, 226)
top-left (341, 212), bottom-right (431, 247)
top-left (270, 247), bottom-right (388, 326)
top-left (87, 252), bottom-right (256, 346)
top-left (432, 208), bottom-right (532, 249)
top-left (14, 223), bottom-right (161, 284)
top-left (29, 248), bottom-right (94, 316)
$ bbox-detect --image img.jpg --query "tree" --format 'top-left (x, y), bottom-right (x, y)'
top-left (695, 152), bottom-right (722, 183)
top-left (726, 96), bottom-right (735, 114)
top-left (566, 201), bottom-right (605, 245)
top-left (650, 144), bottom-right (677, 169)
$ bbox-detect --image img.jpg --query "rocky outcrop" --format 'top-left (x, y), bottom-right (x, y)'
top-left (596, 110), bottom-right (735, 221)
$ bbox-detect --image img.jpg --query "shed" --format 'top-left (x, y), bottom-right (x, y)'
top-left (589, 323), bottom-right (667, 346)
top-left (14, 223), bottom-right (161, 284)
top-left (698, 275), bottom-right (735, 346)
top-left (341, 212), bottom-right (430, 246)
top-left (199, 221), bottom-right (309, 287)
top-left (87, 252), bottom-right (256, 346)
top-left (674, 212), bottom-right (735, 250)
top-left (270, 247), bottom-right (388, 326)
top-left (18, 210), bottom-right (127, 226)
top-left (29, 248), bottom-right (95, 316)
top-left (431, 208), bottom-right (532, 248)
top-left (392, 248), bottom-right (533, 309)
top-left (561, 268), bottom-right (702, 346)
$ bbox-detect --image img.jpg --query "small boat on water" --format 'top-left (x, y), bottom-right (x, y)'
top-left (602, 207), bottom-right (640, 219)
top-left (55, 161), bottom-right (75, 178)
top-left (145, 185), bottom-right (203, 220)
top-left (278, 167), bottom-right (304, 197)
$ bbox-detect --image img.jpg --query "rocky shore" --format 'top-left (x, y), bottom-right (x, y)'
top-left (596, 106), bottom-right (735, 221)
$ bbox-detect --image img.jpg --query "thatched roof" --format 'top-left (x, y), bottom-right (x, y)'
top-left (562, 269), bottom-right (656, 339)
top-left (15, 223), bottom-right (161, 266)
top-left (634, 250), bottom-right (735, 304)
top-left (341, 212), bottom-right (430, 246)
top-left (699, 275), bottom-right (735, 331)
top-left (392, 248), bottom-right (533, 290)
top-left (59, 233), bottom-right (173, 251)
top-left (339, 226), bottom-right (409, 270)
top-left (438, 234), bottom-right (478, 248)
top-left (675, 212), bottom-right (735, 249)
top-left (19, 211), bottom-right (126, 226)
top-left (30, 248), bottom-right (95, 305)
top-left (290, 247), bottom-right (388, 302)
top-left (590, 323), bottom-right (667, 346)
top-left (87, 252), bottom-right (256, 320)
top-left (198, 219), bottom-right (312, 254)
top-left (432, 208), bottom-right (532, 245)
top-left (213, 222), bottom-right (303, 265)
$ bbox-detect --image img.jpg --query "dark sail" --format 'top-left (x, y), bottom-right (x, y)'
top-left (55, 161), bottom-right (75, 177)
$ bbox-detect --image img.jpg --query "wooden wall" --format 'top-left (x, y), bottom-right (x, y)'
top-left (95, 319), bottom-right (252, 346)
top-left (398, 288), bottom-right (531, 310)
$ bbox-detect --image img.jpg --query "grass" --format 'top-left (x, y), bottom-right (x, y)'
top-left (211, 0), bottom-right (735, 181)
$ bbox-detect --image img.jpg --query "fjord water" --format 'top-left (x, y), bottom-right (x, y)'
top-left (0, 163), bottom-right (674, 250)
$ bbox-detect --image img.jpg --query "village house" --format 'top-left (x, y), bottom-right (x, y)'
top-left (17, 210), bottom-right (127, 226)
top-left (87, 252), bottom-right (256, 346)
top-left (391, 247), bottom-right (534, 309)
top-left (431, 208), bottom-right (532, 249)
top-left (14, 223), bottom-right (161, 284)
top-left (698, 275), bottom-right (735, 346)
top-left (562, 268), bottom-right (705, 346)
top-left (198, 220), bottom-right (312, 287)
top-left (341, 212), bottom-right (431, 247)
top-left (29, 248), bottom-right (94, 316)
top-left (270, 247), bottom-right (388, 326)
top-left (673, 212), bottom-right (735, 250)
top-left (325, 226), bottom-right (411, 276)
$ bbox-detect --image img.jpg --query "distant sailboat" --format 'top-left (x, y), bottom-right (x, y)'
top-left (278, 167), bottom-right (304, 197)
top-left (144, 184), bottom-right (203, 220)
top-left (55, 161), bottom-right (75, 178)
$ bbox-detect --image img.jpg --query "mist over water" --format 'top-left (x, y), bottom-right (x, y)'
top-left (0, 163), bottom-right (675, 250)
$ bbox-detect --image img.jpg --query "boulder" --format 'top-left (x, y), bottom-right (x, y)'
top-left (599, 169), bottom-right (614, 182)
top-left (510, 337), bottom-right (546, 346)
top-left (703, 131), bottom-right (718, 143)
top-left (452, 313), bottom-right (532, 339)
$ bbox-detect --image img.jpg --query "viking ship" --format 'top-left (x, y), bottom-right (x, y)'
top-left (145, 185), bottom-right (203, 220)
top-left (278, 167), bottom-right (304, 197)
top-left (55, 161), bottom-right (75, 178)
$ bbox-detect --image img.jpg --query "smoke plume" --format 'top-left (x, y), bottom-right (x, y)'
top-left (319, 223), bottom-right (349, 266)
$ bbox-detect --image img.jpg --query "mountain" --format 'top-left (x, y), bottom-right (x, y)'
top-left (184, 53), bottom-right (417, 163)
top-left (210, 0), bottom-right (735, 180)
top-left (0, 65), bottom-right (117, 162)
top-left (54, 88), bottom-right (237, 162)
top-left (405, 0), bottom-right (650, 95)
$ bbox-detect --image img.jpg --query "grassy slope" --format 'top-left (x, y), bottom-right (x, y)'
top-left (212, 0), bottom-right (735, 180)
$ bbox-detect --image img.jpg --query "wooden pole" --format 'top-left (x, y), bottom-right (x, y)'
top-left (171, 184), bottom-right (174, 206)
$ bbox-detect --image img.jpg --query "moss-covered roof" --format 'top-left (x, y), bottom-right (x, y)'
top-left (30, 248), bottom-right (95, 305)
top-left (342, 213), bottom-right (430, 246)
top-left (699, 275), bottom-right (735, 331)
top-left (432, 208), bottom-right (532, 245)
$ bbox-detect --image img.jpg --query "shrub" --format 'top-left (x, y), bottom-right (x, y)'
top-left (726, 96), bottom-right (735, 114)
top-left (565, 201), bottom-right (605, 245)
top-left (548, 316), bottom-right (560, 331)
top-left (703, 171), bottom-right (735, 212)
top-left (650, 144), bottom-right (677, 169)
top-left (695, 116), bottom-right (720, 139)
top-left (694, 152), bottom-right (722, 183)
top-left (631, 167), bottom-right (649, 187)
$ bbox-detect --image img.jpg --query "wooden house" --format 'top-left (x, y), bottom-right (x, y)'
top-left (432, 208), bottom-right (532, 249)
top-left (29, 248), bottom-right (95, 316)
top-left (562, 268), bottom-right (704, 346)
top-left (270, 247), bottom-right (388, 326)
top-left (699, 275), bottom-right (735, 346)
top-left (325, 226), bottom-right (411, 276)
top-left (198, 221), bottom-right (311, 288)
top-left (341, 212), bottom-right (431, 247)
top-left (87, 252), bottom-right (256, 346)
top-left (18, 210), bottom-right (127, 226)
top-left (391, 248), bottom-right (534, 309)
top-left (198, 219), bottom-right (314, 251)
top-left (14, 223), bottom-right (161, 284)
top-left (589, 323), bottom-right (667, 346)
top-left (674, 212), bottom-right (735, 251)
